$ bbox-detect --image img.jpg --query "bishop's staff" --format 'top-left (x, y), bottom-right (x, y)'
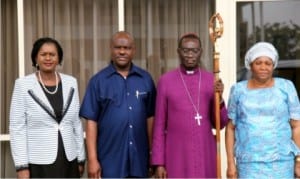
top-left (209, 13), bottom-right (224, 179)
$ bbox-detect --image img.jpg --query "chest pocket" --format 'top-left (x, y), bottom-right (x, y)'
top-left (135, 90), bottom-right (148, 100)
top-left (100, 87), bottom-right (121, 107)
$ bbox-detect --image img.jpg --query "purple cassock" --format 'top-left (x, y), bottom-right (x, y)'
top-left (151, 66), bottom-right (228, 178)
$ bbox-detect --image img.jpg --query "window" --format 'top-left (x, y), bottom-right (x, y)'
top-left (237, 1), bottom-right (300, 97)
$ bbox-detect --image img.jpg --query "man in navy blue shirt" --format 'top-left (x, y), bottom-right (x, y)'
top-left (80, 31), bottom-right (156, 178)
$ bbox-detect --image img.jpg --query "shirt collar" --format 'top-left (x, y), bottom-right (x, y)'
top-left (106, 61), bottom-right (143, 77)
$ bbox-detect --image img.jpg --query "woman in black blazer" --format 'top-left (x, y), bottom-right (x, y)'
top-left (9, 37), bottom-right (85, 178)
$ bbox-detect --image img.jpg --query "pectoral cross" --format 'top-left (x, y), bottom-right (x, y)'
top-left (195, 113), bottom-right (202, 126)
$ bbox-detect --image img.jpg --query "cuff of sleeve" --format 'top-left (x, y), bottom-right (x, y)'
top-left (78, 159), bottom-right (86, 166)
top-left (16, 164), bottom-right (29, 172)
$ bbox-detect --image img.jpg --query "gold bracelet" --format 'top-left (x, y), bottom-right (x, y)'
top-left (295, 156), bottom-right (300, 162)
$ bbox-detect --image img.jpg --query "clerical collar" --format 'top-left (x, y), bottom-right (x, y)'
top-left (179, 65), bottom-right (199, 75)
top-left (186, 70), bottom-right (195, 75)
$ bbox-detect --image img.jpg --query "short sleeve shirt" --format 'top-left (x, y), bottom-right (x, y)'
top-left (80, 63), bottom-right (156, 177)
top-left (228, 78), bottom-right (300, 162)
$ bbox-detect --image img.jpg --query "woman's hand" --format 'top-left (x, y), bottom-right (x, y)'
top-left (17, 169), bottom-right (30, 179)
top-left (226, 162), bottom-right (237, 179)
top-left (295, 158), bottom-right (300, 178)
top-left (78, 164), bottom-right (85, 177)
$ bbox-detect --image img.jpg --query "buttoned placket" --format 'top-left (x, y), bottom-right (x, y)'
top-left (125, 78), bottom-right (134, 147)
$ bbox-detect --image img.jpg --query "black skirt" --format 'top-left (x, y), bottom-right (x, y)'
top-left (29, 132), bottom-right (80, 178)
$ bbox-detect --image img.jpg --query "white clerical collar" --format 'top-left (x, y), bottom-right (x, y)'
top-left (186, 70), bottom-right (195, 75)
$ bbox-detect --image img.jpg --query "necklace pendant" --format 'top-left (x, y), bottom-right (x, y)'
top-left (179, 69), bottom-right (202, 126)
top-left (195, 113), bottom-right (202, 126)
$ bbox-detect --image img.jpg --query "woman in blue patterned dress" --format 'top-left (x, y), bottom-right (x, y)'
top-left (225, 42), bottom-right (300, 178)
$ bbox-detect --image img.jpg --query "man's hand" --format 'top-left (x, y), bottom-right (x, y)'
top-left (155, 166), bottom-right (167, 179)
top-left (87, 159), bottom-right (101, 179)
top-left (214, 79), bottom-right (224, 95)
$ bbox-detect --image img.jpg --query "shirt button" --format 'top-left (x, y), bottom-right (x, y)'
top-left (129, 106), bottom-right (132, 110)
top-left (129, 141), bottom-right (133, 145)
top-left (129, 125), bottom-right (133, 128)
top-left (127, 92), bottom-right (130, 96)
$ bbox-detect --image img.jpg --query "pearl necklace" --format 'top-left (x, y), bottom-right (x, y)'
top-left (38, 71), bottom-right (58, 95)
top-left (179, 68), bottom-right (202, 126)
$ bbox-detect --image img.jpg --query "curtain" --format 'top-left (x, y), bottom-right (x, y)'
top-left (23, 0), bottom-right (118, 99)
top-left (125, 0), bottom-right (214, 82)
top-left (0, 0), bottom-right (18, 177)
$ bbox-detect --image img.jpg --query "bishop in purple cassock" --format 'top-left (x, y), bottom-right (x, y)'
top-left (151, 33), bottom-right (228, 178)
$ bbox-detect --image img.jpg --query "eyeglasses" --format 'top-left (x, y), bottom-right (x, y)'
top-left (179, 48), bottom-right (201, 54)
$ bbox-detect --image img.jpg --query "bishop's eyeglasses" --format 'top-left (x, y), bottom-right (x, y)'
top-left (179, 48), bottom-right (201, 55)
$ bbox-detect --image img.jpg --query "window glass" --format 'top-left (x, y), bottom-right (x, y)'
top-left (237, 1), bottom-right (300, 97)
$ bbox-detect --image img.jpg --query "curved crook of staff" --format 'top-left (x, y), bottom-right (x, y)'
top-left (209, 13), bottom-right (224, 179)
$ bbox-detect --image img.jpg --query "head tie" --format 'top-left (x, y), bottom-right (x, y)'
top-left (244, 42), bottom-right (279, 69)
